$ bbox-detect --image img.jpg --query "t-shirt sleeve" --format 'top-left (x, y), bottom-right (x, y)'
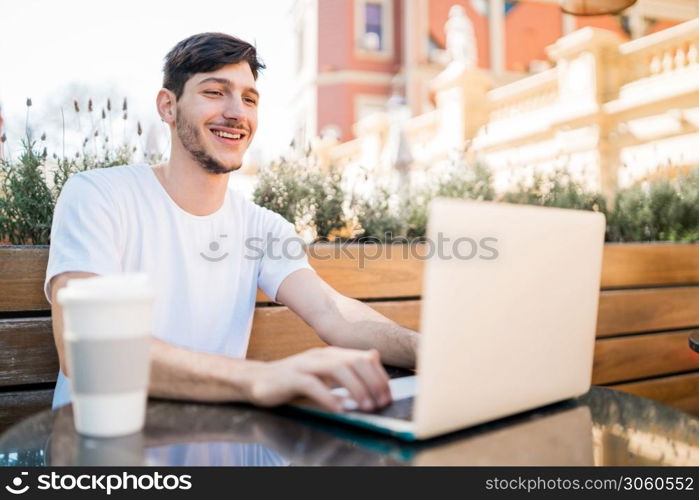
top-left (44, 172), bottom-right (123, 303)
top-left (256, 209), bottom-right (313, 303)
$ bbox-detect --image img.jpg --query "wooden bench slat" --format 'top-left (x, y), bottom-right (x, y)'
top-left (610, 372), bottom-right (699, 417)
top-left (601, 244), bottom-right (699, 289)
top-left (256, 288), bottom-right (699, 344)
top-left (1, 245), bottom-right (424, 311)
top-left (9, 244), bottom-right (699, 310)
top-left (592, 331), bottom-right (699, 385)
top-left (0, 247), bottom-right (50, 313)
top-left (305, 245), bottom-right (425, 299)
top-left (256, 244), bottom-right (425, 302)
top-left (247, 306), bottom-right (327, 361)
top-left (597, 287), bottom-right (699, 337)
top-left (0, 318), bottom-right (59, 387)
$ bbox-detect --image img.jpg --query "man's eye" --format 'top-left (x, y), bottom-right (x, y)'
top-left (205, 90), bottom-right (223, 96)
top-left (244, 97), bottom-right (258, 105)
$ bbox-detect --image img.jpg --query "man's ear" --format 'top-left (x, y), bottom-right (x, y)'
top-left (156, 89), bottom-right (176, 125)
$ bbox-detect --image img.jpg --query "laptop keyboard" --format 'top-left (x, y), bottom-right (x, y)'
top-left (363, 396), bottom-right (414, 421)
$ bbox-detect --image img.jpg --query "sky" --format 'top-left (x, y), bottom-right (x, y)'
top-left (0, 0), bottom-right (297, 166)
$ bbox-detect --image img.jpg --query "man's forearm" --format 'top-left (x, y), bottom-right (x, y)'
top-left (314, 297), bottom-right (419, 369)
top-left (149, 337), bottom-right (394, 412)
top-left (148, 338), bottom-right (262, 402)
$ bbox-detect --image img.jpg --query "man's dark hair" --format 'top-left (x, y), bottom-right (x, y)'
top-left (163, 32), bottom-right (265, 100)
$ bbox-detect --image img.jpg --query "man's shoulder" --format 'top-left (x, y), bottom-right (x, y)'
top-left (64, 164), bottom-right (150, 201)
top-left (70, 163), bottom-right (148, 186)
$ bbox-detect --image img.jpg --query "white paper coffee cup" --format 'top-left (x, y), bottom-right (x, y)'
top-left (57, 273), bottom-right (155, 437)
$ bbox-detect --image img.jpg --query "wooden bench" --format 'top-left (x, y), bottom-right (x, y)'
top-left (2, 243), bottom-right (699, 433)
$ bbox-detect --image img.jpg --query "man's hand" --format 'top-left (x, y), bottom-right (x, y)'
top-left (237, 346), bottom-right (392, 413)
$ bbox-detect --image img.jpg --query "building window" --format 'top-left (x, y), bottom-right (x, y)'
top-left (364, 3), bottom-right (383, 51)
top-left (355, 0), bottom-right (393, 59)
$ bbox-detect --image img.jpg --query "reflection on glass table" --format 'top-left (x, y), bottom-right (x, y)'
top-left (0, 387), bottom-right (697, 466)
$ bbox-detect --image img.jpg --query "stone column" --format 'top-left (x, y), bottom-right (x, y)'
top-left (628, 3), bottom-right (648, 40)
top-left (547, 28), bottom-right (625, 199)
top-left (354, 113), bottom-right (390, 176)
top-left (402, 0), bottom-right (415, 115)
top-left (489, 0), bottom-right (505, 75)
top-left (430, 63), bottom-right (491, 152)
top-left (598, 123), bottom-right (621, 200)
top-left (562, 12), bottom-right (576, 36)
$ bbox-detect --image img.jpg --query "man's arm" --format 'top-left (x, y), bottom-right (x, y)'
top-left (50, 271), bottom-right (100, 377)
top-left (275, 269), bottom-right (419, 369)
top-left (49, 272), bottom-right (390, 412)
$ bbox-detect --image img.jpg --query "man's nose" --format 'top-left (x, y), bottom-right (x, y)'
top-left (222, 95), bottom-right (245, 121)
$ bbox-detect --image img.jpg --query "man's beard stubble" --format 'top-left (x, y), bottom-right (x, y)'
top-left (175, 108), bottom-right (243, 175)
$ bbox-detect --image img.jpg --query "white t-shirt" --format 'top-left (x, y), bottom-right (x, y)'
top-left (45, 163), bottom-right (312, 408)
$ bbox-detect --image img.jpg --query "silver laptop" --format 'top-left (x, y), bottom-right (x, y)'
top-left (292, 199), bottom-right (606, 440)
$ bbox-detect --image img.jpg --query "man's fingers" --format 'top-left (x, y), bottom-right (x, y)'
top-left (294, 374), bottom-right (343, 413)
top-left (351, 350), bottom-right (392, 407)
top-left (326, 365), bottom-right (374, 411)
top-left (306, 348), bottom-right (391, 410)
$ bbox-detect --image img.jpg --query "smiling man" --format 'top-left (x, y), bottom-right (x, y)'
top-left (45, 33), bottom-right (418, 414)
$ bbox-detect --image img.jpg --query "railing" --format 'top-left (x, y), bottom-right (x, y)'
top-left (487, 68), bottom-right (559, 122)
top-left (474, 69), bottom-right (560, 149)
top-left (620, 18), bottom-right (699, 85)
top-left (328, 137), bottom-right (361, 165)
top-left (461, 19), bottom-right (699, 194)
top-left (404, 109), bottom-right (439, 142)
top-left (403, 110), bottom-right (439, 165)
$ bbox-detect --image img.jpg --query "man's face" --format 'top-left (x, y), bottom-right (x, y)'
top-left (174, 62), bottom-right (259, 174)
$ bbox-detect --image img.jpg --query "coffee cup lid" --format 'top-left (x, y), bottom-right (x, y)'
top-left (57, 273), bottom-right (155, 304)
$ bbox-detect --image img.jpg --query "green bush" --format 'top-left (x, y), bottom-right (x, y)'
top-left (0, 96), bottom-right (137, 245)
top-left (350, 162), bottom-right (496, 241)
top-left (253, 157), bottom-right (346, 241)
top-left (353, 185), bottom-right (406, 241)
top-left (607, 172), bottom-right (699, 242)
top-left (406, 162), bottom-right (495, 239)
top-left (0, 139), bottom-right (54, 245)
top-left (502, 169), bottom-right (606, 213)
top-left (52, 145), bottom-right (133, 194)
top-left (0, 141), bottom-right (133, 245)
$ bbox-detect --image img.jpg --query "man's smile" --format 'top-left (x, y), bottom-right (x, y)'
top-left (209, 125), bottom-right (247, 146)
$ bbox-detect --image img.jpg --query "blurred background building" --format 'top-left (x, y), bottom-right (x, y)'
top-left (291, 0), bottom-right (699, 197)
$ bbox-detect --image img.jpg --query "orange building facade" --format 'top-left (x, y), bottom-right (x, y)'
top-left (290, 0), bottom-right (682, 149)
